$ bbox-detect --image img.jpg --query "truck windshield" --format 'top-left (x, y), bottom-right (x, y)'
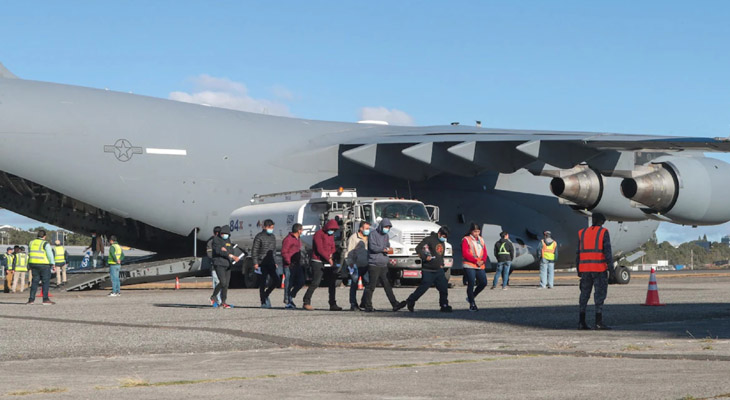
top-left (374, 202), bottom-right (430, 221)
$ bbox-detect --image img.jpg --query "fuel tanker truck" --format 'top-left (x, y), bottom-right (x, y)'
top-left (227, 188), bottom-right (453, 288)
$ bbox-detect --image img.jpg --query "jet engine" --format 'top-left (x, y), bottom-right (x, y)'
top-left (620, 156), bottom-right (730, 225)
top-left (550, 166), bottom-right (647, 221)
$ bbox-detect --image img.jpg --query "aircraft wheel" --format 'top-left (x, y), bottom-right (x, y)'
top-left (614, 266), bottom-right (631, 285)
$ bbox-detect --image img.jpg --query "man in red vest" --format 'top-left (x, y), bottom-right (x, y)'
top-left (576, 213), bottom-right (614, 330)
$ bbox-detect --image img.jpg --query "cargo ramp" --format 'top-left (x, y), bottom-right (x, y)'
top-left (65, 257), bottom-right (202, 291)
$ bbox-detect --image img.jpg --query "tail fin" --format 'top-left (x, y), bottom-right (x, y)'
top-left (0, 62), bottom-right (18, 79)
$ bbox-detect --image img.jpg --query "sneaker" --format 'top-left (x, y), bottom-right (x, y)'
top-left (350, 304), bottom-right (361, 311)
top-left (261, 302), bottom-right (271, 309)
top-left (289, 300), bottom-right (297, 309)
top-left (303, 304), bottom-right (314, 311)
top-left (440, 305), bottom-right (453, 312)
top-left (108, 292), bottom-right (116, 297)
top-left (548, 286), bottom-right (553, 289)
top-left (393, 301), bottom-right (408, 312)
top-left (364, 306), bottom-right (375, 312)
top-left (490, 286), bottom-right (496, 290)
top-left (537, 286), bottom-right (545, 289)
top-left (43, 300), bottom-right (56, 305)
top-left (469, 303), bottom-right (478, 312)
top-left (502, 287), bottom-right (508, 290)
top-left (25, 300), bottom-right (34, 305)
top-left (264, 297), bottom-right (271, 308)
top-left (221, 303), bottom-right (232, 309)
top-left (209, 297), bottom-right (217, 306)
top-left (285, 303), bottom-right (296, 309)
top-left (330, 304), bottom-right (343, 311)
top-left (212, 302), bottom-right (219, 308)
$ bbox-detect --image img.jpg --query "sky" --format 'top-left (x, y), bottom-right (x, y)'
top-left (1, 0), bottom-right (730, 243)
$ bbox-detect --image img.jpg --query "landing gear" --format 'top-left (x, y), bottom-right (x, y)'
top-left (611, 266), bottom-right (631, 285)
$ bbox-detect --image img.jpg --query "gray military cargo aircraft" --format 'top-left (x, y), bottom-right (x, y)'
top-left (2, 61), bottom-right (730, 284)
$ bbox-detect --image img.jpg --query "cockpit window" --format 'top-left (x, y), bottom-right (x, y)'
top-left (374, 202), bottom-right (430, 221)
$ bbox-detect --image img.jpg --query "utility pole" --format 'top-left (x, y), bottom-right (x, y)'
top-left (691, 248), bottom-right (694, 270)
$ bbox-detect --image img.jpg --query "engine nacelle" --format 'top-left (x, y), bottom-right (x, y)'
top-left (621, 156), bottom-right (730, 225)
top-left (550, 166), bottom-right (646, 221)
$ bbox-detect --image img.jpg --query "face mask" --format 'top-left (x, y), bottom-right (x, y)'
top-left (362, 229), bottom-right (370, 236)
top-left (382, 228), bottom-right (390, 234)
top-left (266, 229), bottom-right (274, 235)
top-left (439, 237), bottom-right (447, 242)
top-left (221, 234), bottom-right (230, 240)
top-left (327, 230), bottom-right (334, 235)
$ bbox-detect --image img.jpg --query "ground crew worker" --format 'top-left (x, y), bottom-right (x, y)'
top-left (362, 218), bottom-right (402, 312)
top-left (210, 225), bottom-right (239, 308)
top-left (343, 221), bottom-right (370, 311)
top-left (538, 231), bottom-right (558, 289)
top-left (3, 247), bottom-right (13, 293)
top-left (53, 240), bottom-right (69, 287)
top-left (493, 232), bottom-right (514, 290)
top-left (252, 219), bottom-right (279, 308)
top-left (107, 235), bottom-right (124, 296)
top-left (27, 230), bottom-right (56, 304)
top-left (576, 213), bottom-right (613, 330)
top-left (12, 245), bottom-right (28, 293)
top-left (462, 223), bottom-right (488, 311)
top-left (303, 219), bottom-right (342, 311)
top-left (206, 226), bottom-right (222, 305)
top-left (395, 226), bottom-right (452, 312)
top-left (281, 223), bottom-right (305, 309)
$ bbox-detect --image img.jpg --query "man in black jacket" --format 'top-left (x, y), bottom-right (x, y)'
top-left (395, 227), bottom-right (452, 312)
top-left (492, 232), bottom-right (515, 290)
top-left (252, 219), bottom-right (279, 308)
top-left (210, 225), bottom-right (239, 308)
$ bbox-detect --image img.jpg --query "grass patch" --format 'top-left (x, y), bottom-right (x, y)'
top-left (623, 345), bottom-right (642, 352)
top-left (8, 387), bottom-right (67, 396)
top-left (300, 370), bottom-right (330, 375)
top-left (702, 345), bottom-right (714, 350)
top-left (119, 378), bottom-right (150, 387)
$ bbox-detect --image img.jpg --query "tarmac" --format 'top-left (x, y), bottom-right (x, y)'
top-left (1, 270), bottom-right (729, 399)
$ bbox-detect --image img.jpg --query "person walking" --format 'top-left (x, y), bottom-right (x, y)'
top-left (281, 223), bottom-right (305, 309)
top-left (395, 227), bottom-right (452, 312)
top-left (344, 221), bottom-right (370, 311)
top-left (210, 225), bottom-right (239, 308)
top-left (303, 219), bottom-right (342, 311)
top-left (107, 236), bottom-right (124, 296)
top-left (11, 246), bottom-right (26, 293)
top-left (576, 213), bottom-right (613, 330)
top-left (83, 231), bottom-right (104, 268)
top-left (53, 240), bottom-right (69, 287)
top-left (252, 219), bottom-right (279, 308)
top-left (27, 230), bottom-right (55, 304)
top-left (537, 231), bottom-right (558, 289)
top-left (206, 226), bottom-right (222, 304)
top-left (361, 218), bottom-right (402, 312)
top-left (462, 223), bottom-right (488, 311)
top-left (3, 247), bottom-right (14, 293)
top-left (492, 232), bottom-right (514, 290)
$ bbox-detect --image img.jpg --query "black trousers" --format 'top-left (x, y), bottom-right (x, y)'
top-left (211, 265), bottom-right (231, 304)
top-left (406, 269), bottom-right (449, 307)
top-left (258, 262), bottom-right (279, 304)
top-left (362, 265), bottom-right (399, 309)
top-left (303, 260), bottom-right (337, 306)
top-left (579, 271), bottom-right (608, 313)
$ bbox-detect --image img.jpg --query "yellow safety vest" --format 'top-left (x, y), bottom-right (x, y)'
top-left (29, 239), bottom-right (51, 265)
top-left (5, 253), bottom-right (14, 271)
top-left (542, 240), bottom-right (557, 261)
top-left (54, 246), bottom-right (66, 264)
top-left (15, 253), bottom-right (29, 272)
top-left (108, 243), bottom-right (124, 265)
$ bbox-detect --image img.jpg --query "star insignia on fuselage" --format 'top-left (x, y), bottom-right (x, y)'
top-left (103, 139), bottom-right (143, 162)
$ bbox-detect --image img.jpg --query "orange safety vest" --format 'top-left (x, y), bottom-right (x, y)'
top-left (578, 226), bottom-right (608, 273)
top-left (462, 235), bottom-right (486, 270)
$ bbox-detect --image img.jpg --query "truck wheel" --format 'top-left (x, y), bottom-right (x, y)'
top-left (614, 266), bottom-right (631, 285)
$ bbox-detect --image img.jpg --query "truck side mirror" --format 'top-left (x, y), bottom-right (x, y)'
top-left (426, 205), bottom-right (440, 222)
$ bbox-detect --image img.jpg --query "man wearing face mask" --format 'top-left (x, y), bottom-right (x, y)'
top-left (344, 221), bottom-right (370, 311)
top-left (303, 219), bottom-right (341, 311)
top-left (362, 218), bottom-right (402, 312)
top-left (253, 219), bottom-right (279, 308)
top-left (395, 227), bottom-right (452, 312)
top-left (210, 225), bottom-right (239, 308)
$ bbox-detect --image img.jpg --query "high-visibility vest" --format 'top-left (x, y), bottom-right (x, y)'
top-left (108, 243), bottom-right (124, 265)
top-left (54, 246), bottom-right (66, 264)
top-left (4, 253), bottom-right (14, 271)
top-left (462, 235), bottom-right (486, 269)
top-left (541, 240), bottom-right (557, 261)
top-left (28, 239), bottom-right (50, 265)
top-left (15, 253), bottom-right (29, 272)
top-left (578, 226), bottom-right (607, 272)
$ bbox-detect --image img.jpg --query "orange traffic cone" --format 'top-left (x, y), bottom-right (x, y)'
top-left (36, 289), bottom-right (53, 298)
top-left (642, 267), bottom-right (665, 306)
top-left (175, 277), bottom-right (180, 290)
top-left (357, 276), bottom-right (364, 290)
top-left (281, 273), bottom-right (286, 289)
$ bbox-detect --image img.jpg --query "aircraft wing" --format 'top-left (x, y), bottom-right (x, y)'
top-left (334, 124), bottom-right (730, 179)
